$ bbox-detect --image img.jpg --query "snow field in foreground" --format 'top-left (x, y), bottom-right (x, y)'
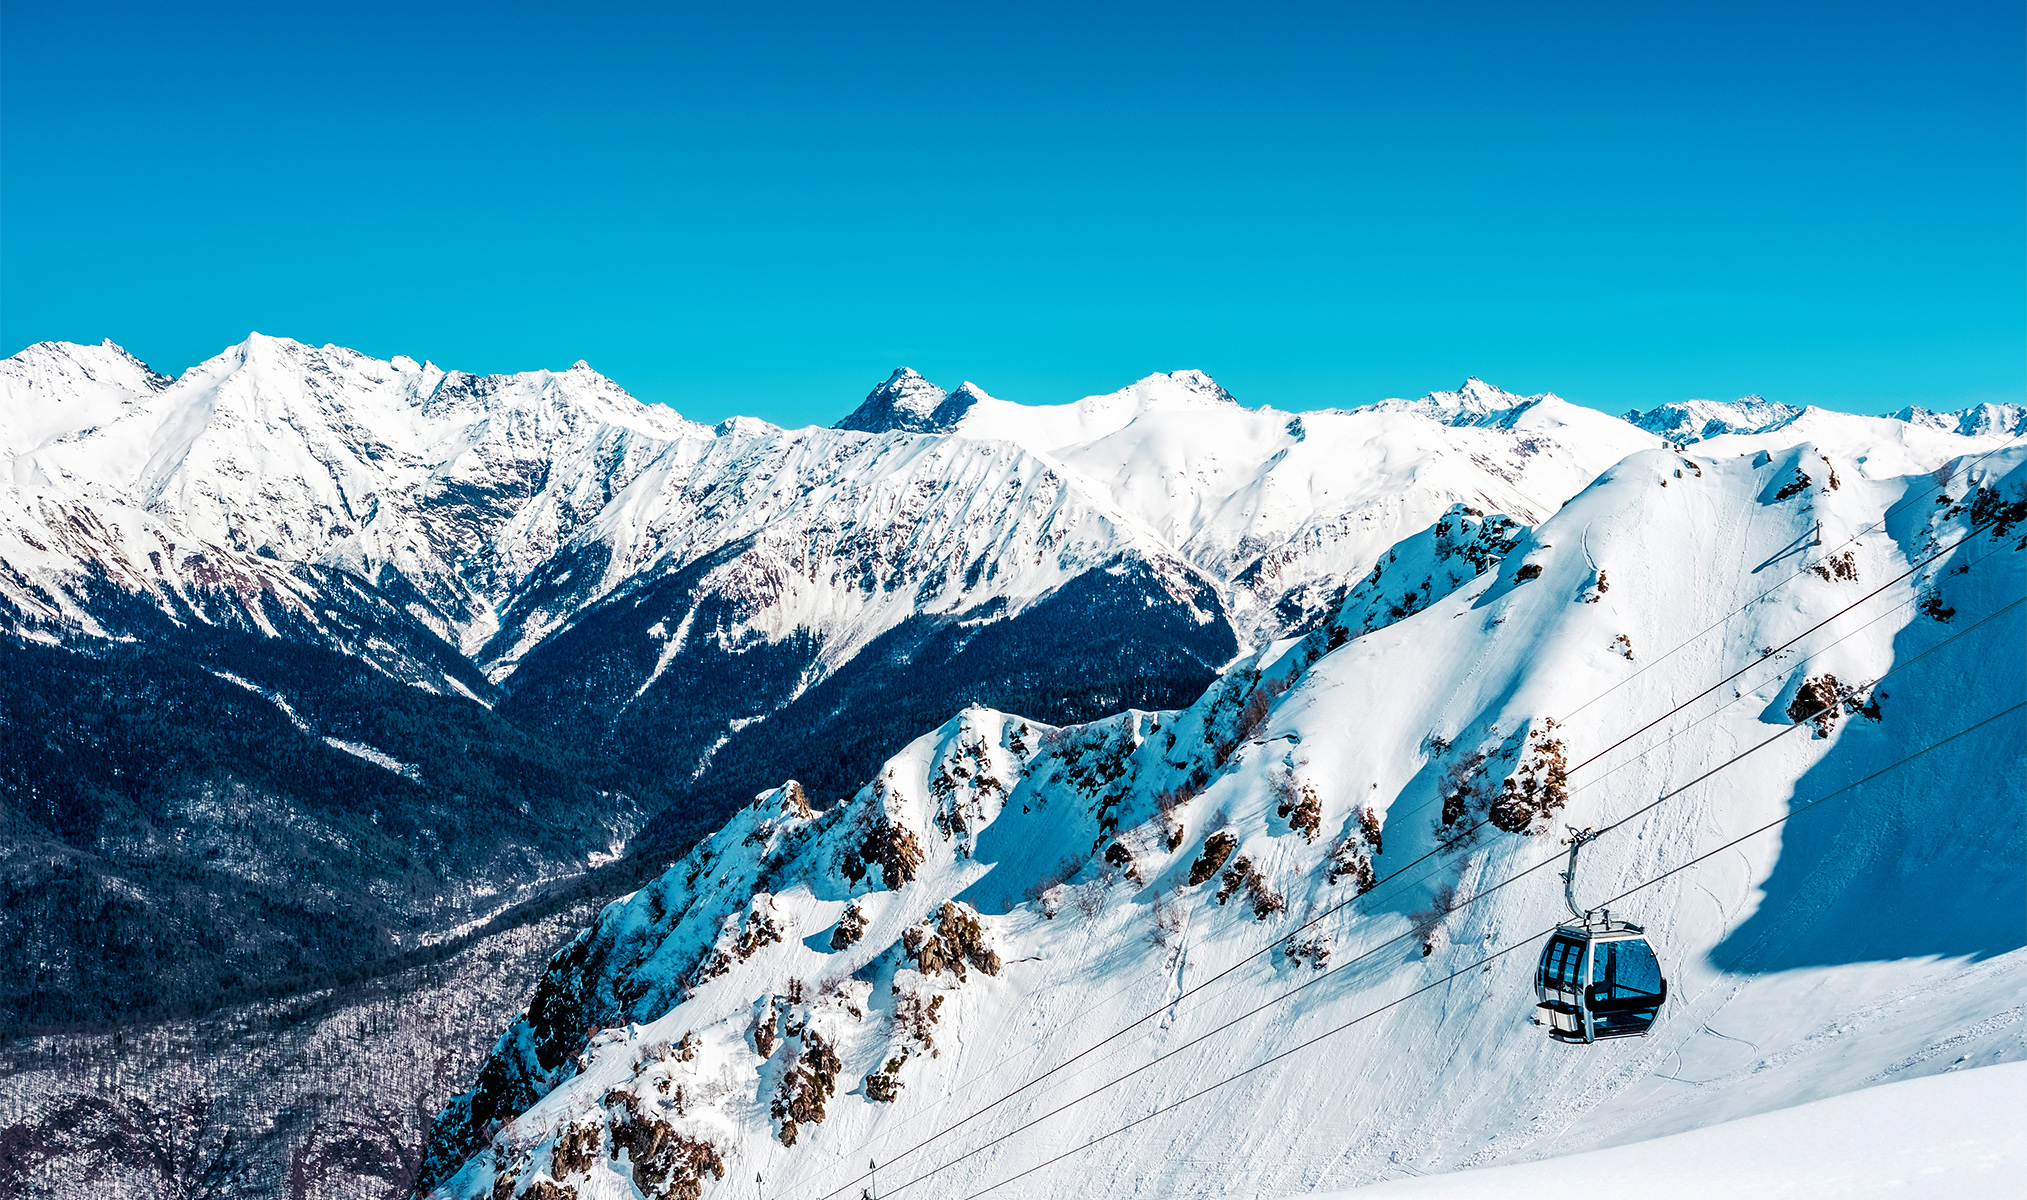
top-left (1322, 1060), bottom-right (2027, 1199)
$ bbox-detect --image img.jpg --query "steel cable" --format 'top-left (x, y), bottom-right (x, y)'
top-left (943, 697), bottom-right (2027, 1200)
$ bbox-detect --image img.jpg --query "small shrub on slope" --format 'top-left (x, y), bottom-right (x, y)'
top-left (1274, 773), bottom-right (1322, 842)
top-left (771, 1032), bottom-right (842, 1146)
top-left (1216, 857), bottom-right (1286, 920)
top-left (1327, 835), bottom-right (1376, 893)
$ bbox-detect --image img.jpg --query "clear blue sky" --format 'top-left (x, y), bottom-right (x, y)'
top-left (4, 1), bottom-right (2021, 426)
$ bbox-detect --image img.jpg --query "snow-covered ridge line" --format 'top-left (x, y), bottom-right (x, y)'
top-left (6, 333), bottom-right (2011, 801)
top-left (1322, 1062), bottom-right (2026, 1199)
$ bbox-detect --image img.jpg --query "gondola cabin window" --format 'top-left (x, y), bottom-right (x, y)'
top-left (1590, 938), bottom-right (1662, 1004)
top-left (1538, 936), bottom-right (1586, 991)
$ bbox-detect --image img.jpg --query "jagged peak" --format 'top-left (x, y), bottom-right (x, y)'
top-left (1886, 401), bottom-right (2027, 438)
top-left (1352, 378), bottom-right (1551, 426)
top-left (1, 338), bottom-right (175, 411)
top-left (1623, 396), bottom-right (1803, 444)
top-left (188, 333), bottom-right (671, 423)
top-left (836, 367), bottom-right (963, 433)
top-left (1162, 368), bottom-right (1237, 403)
top-left (3, 337), bottom-right (171, 388)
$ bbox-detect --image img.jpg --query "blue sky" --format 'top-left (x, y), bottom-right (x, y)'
top-left (4, 1), bottom-right (2021, 427)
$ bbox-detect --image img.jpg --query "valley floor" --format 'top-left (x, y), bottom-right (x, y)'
top-left (0, 901), bottom-right (600, 1200)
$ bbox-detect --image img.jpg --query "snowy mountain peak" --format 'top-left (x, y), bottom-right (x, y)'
top-left (835, 367), bottom-right (957, 433)
top-left (1163, 367), bottom-right (1238, 404)
top-left (413, 433), bottom-right (2027, 1200)
top-left (1623, 396), bottom-right (1803, 444)
top-left (1888, 402), bottom-right (2027, 438)
top-left (1356, 378), bottom-right (1550, 426)
top-left (836, 369), bottom-right (1236, 439)
top-left (0, 338), bottom-right (172, 451)
top-left (1, 337), bottom-right (170, 394)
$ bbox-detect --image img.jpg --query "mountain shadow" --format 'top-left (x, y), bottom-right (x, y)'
top-left (1712, 558), bottom-right (2026, 972)
top-left (627, 555), bottom-right (1239, 854)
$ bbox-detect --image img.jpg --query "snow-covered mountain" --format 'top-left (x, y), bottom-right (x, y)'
top-left (0, 340), bottom-right (1662, 806)
top-left (6, 333), bottom-right (2023, 1196)
top-left (414, 423), bottom-right (2026, 1198)
top-left (1621, 396), bottom-right (1802, 444)
top-left (1888, 401), bottom-right (2027, 439)
top-left (1621, 393), bottom-right (2027, 447)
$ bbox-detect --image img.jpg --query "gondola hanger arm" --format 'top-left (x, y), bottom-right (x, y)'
top-left (1561, 826), bottom-right (1599, 920)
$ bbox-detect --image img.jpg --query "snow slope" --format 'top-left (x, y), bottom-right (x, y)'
top-left (947, 374), bottom-right (1660, 640)
top-left (415, 428), bottom-right (2027, 1198)
top-left (1323, 1061), bottom-right (2026, 1199)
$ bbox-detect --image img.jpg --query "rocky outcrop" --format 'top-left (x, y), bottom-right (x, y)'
top-left (902, 902), bottom-right (1002, 981)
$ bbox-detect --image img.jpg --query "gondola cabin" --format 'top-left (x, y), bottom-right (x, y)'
top-left (1534, 918), bottom-right (1667, 1043)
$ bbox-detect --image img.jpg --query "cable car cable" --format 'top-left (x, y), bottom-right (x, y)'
top-left (787, 461), bottom-right (2022, 1198)
top-left (877, 715), bottom-right (1811, 1198)
top-left (1564, 515), bottom-right (2010, 776)
top-left (938, 698), bottom-right (2027, 1200)
top-left (848, 576), bottom-right (2023, 1195)
top-left (813, 649), bottom-right (2018, 1200)
top-left (1557, 434), bottom-right (2022, 728)
top-left (790, 539), bottom-right (2019, 1200)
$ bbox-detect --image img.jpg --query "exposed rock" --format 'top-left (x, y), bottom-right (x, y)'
top-left (771, 1032), bottom-right (843, 1146)
top-left (550, 1119), bottom-right (602, 1178)
top-left (830, 899), bottom-right (868, 951)
top-left (1487, 720), bottom-right (1570, 835)
top-left (1188, 830), bottom-right (1237, 886)
top-left (603, 1088), bottom-right (726, 1199)
top-left (902, 902), bottom-right (1001, 981)
top-left (843, 818), bottom-right (925, 889)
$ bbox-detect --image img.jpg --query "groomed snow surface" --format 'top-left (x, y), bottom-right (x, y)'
top-left (1328, 1062), bottom-right (2026, 1199)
